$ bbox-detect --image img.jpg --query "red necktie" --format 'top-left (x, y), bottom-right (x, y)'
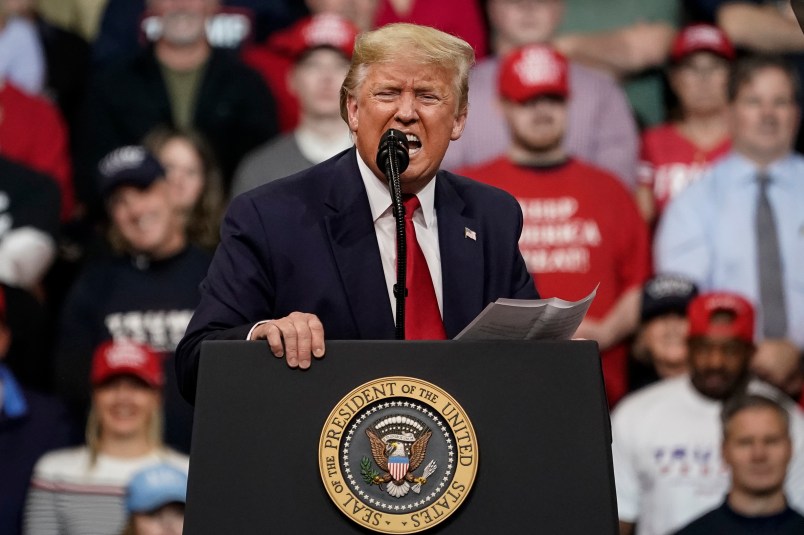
top-left (402, 195), bottom-right (446, 340)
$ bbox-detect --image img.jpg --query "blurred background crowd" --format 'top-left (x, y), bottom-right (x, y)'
top-left (2, 0), bottom-right (804, 534)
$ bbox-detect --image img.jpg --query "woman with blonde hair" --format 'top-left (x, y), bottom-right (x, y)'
top-left (24, 340), bottom-right (188, 535)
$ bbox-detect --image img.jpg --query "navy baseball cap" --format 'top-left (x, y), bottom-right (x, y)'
top-left (126, 464), bottom-right (187, 514)
top-left (641, 274), bottom-right (699, 322)
top-left (98, 145), bottom-right (165, 200)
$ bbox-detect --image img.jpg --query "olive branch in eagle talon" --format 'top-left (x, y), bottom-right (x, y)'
top-left (363, 428), bottom-right (435, 498)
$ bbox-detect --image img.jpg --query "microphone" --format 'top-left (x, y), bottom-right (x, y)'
top-left (376, 129), bottom-right (410, 340)
top-left (376, 129), bottom-right (410, 178)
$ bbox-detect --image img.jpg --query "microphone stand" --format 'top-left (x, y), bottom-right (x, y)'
top-left (384, 138), bottom-right (407, 341)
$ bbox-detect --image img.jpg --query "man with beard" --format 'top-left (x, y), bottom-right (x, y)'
top-left (611, 292), bottom-right (804, 535)
top-left (656, 54), bottom-right (804, 356)
top-left (457, 44), bottom-right (650, 406)
top-left (78, 0), bottom-right (277, 207)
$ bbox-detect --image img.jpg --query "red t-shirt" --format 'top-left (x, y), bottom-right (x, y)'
top-left (637, 124), bottom-right (730, 216)
top-left (0, 83), bottom-right (73, 221)
top-left (459, 157), bottom-right (651, 405)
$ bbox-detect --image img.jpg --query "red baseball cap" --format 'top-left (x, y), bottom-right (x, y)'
top-left (271, 14), bottom-right (359, 62)
top-left (671, 24), bottom-right (735, 63)
top-left (91, 340), bottom-right (164, 388)
top-left (499, 44), bottom-right (569, 103)
top-left (687, 292), bottom-right (755, 344)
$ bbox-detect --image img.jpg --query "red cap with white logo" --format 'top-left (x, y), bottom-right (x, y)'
top-left (671, 24), bottom-right (735, 63)
top-left (271, 13), bottom-right (359, 61)
top-left (498, 44), bottom-right (569, 103)
top-left (91, 340), bottom-right (164, 388)
top-left (687, 292), bottom-right (755, 344)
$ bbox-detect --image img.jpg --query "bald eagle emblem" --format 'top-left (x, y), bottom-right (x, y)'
top-left (361, 415), bottom-right (437, 498)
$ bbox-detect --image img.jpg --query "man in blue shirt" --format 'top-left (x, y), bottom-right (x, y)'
top-left (655, 54), bottom-right (804, 353)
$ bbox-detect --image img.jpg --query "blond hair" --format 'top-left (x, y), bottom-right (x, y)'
top-left (86, 403), bottom-right (165, 465)
top-left (339, 23), bottom-right (475, 122)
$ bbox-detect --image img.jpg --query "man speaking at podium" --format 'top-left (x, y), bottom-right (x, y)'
top-left (175, 23), bottom-right (539, 403)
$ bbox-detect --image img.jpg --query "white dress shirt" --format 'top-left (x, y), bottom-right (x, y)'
top-left (356, 150), bottom-right (444, 320)
top-left (246, 150), bottom-right (444, 339)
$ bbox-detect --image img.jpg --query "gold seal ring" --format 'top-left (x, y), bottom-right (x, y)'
top-left (319, 376), bottom-right (478, 533)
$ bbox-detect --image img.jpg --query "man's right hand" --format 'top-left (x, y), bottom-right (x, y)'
top-left (248, 312), bottom-right (326, 369)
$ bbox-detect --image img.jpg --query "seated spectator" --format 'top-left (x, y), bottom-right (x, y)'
top-left (0, 156), bottom-right (60, 294)
top-left (554, 0), bottom-right (680, 126)
top-left (751, 339), bottom-right (804, 409)
top-left (78, 0), bottom-right (277, 208)
top-left (24, 340), bottom-right (189, 535)
top-left (0, 286), bottom-right (73, 535)
top-left (144, 127), bottom-right (225, 250)
top-left (710, 0), bottom-right (804, 149)
top-left (0, 0), bottom-right (45, 94)
top-left (121, 463), bottom-right (187, 535)
top-left (0, 80), bottom-right (73, 221)
top-left (232, 13), bottom-right (356, 196)
top-left (655, 54), bottom-right (804, 351)
top-left (373, 0), bottom-right (487, 58)
top-left (92, 0), bottom-right (306, 65)
top-left (630, 274), bottom-right (699, 391)
top-left (676, 394), bottom-right (804, 534)
top-left (458, 45), bottom-right (650, 406)
top-left (242, 0), bottom-right (375, 132)
top-left (55, 147), bottom-right (211, 452)
top-left (441, 0), bottom-right (639, 188)
top-left (636, 24), bottom-right (733, 226)
top-left (612, 291), bottom-right (804, 535)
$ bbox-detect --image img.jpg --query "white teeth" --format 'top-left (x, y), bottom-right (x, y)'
top-left (405, 134), bottom-right (422, 156)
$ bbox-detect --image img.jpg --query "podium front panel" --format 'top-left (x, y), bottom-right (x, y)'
top-left (185, 340), bottom-right (617, 534)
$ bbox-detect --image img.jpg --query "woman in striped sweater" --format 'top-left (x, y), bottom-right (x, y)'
top-left (23, 341), bottom-right (188, 535)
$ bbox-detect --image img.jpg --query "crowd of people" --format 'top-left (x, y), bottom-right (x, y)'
top-left (1, 0), bottom-right (804, 534)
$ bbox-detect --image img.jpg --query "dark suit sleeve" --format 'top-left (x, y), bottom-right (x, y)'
top-left (175, 193), bottom-right (277, 403)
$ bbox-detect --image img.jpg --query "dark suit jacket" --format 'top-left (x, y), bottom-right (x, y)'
top-left (175, 148), bottom-right (538, 402)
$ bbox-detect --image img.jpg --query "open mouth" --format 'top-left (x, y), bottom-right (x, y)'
top-left (406, 134), bottom-right (422, 156)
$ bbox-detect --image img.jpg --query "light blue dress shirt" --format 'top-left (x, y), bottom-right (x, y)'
top-left (655, 151), bottom-right (804, 348)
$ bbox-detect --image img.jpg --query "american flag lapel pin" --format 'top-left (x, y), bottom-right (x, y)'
top-left (464, 227), bottom-right (477, 241)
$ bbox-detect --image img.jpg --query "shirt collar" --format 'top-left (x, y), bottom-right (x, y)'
top-left (727, 150), bottom-right (798, 185)
top-left (355, 149), bottom-right (437, 227)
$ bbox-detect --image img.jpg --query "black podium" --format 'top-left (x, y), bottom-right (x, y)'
top-left (184, 340), bottom-right (617, 534)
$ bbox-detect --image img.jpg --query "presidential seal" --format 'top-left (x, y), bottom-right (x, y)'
top-left (319, 377), bottom-right (478, 533)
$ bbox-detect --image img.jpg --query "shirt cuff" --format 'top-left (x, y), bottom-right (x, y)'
top-left (246, 320), bottom-right (272, 340)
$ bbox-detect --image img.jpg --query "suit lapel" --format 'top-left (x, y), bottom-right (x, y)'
top-left (436, 173), bottom-right (484, 338)
top-left (324, 150), bottom-right (396, 339)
